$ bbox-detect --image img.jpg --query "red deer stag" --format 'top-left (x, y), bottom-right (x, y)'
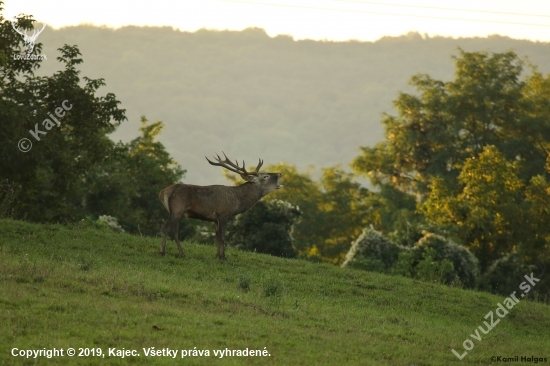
top-left (159, 152), bottom-right (283, 259)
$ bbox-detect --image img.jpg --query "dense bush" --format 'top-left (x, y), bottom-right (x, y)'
top-left (341, 227), bottom-right (403, 271)
top-left (412, 233), bottom-right (479, 288)
top-left (480, 252), bottom-right (537, 296)
top-left (343, 229), bottom-right (479, 288)
top-left (226, 200), bottom-right (301, 258)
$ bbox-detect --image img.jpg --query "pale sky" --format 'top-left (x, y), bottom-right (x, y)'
top-left (3, 0), bottom-right (550, 42)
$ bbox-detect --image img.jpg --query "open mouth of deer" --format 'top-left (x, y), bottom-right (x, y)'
top-left (277, 174), bottom-right (283, 189)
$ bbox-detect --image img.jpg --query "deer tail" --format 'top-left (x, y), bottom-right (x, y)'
top-left (159, 188), bottom-right (171, 214)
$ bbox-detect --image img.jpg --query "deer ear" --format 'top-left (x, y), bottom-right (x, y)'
top-left (241, 174), bottom-right (258, 183)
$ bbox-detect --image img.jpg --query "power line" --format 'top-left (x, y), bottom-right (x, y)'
top-left (332, 0), bottom-right (550, 19)
top-left (215, 0), bottom-right (550, 27)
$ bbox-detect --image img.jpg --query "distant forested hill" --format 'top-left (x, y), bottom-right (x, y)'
top-left (35, 26), bottom-right (550, 184)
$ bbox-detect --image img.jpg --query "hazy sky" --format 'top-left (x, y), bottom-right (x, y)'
top-left (4, 0), bottom-right (550, 42)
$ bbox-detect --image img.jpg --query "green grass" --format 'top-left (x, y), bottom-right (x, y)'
top-left (0, 219), bottom-right (549, 365)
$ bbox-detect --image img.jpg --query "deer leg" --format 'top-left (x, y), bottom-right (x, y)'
top-left (214, 219), bottom-right (221, 258)
top-left (173, 219), bottom-right (184, 257)
top-left (160, 219), bottom-right (171, 255)
top-left (160, 216), bottom-right (182, 256)
top-left (218, 218), bottom-right (228, 260)
top-left (215, 214), bottom-right (228, 260)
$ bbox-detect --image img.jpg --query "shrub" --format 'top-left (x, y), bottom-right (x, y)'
top-left (226, 200), bottom-right (301, 258)
top-left (480, 252), bottom-right (537, 296)
top-left (341, 227), bottom-right (403, 271)
top-left (98, 215), bottom-right (125, 233)
top-left (415, 247), bottom-right (455, 283)
top-left (413, 233), bottom-right (479, 288)
top-left (390, 249), bottom-right (415, 277)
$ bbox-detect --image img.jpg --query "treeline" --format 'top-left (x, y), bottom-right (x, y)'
top-left (35, 23), bottom-right (550, 185)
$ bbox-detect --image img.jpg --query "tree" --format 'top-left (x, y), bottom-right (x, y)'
top-left (353, 50), bottom-right (549, 196)
top-left (361, 183), bottom-right (425, 247)
top-left (84, 117), bottom-right (185, 236)
top-left (1, 10), bottom-right (126, 222)
top-left (313, 166), bottom-right (372, 263)
top-left (420, 146), bottom-right (525, 269)
top-left (353, 50), bottom-right (550, 271)
top-left (0, 6), bottom-right (184, 236)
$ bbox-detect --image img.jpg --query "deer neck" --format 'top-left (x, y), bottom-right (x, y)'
top-left (234, 182), bottom-right (263, 214)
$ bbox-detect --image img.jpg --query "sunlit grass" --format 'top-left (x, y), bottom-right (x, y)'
top-left (1, 219), bottom-right (549, 365)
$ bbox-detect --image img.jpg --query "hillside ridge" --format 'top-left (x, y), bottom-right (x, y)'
top-left (34, 27), bottom-right (550, 184)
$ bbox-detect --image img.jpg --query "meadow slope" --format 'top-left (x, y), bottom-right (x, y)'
top-left (0, 219), bottom-right (549, 365)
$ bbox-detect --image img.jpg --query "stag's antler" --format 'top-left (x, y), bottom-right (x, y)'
top-left (206, 152), bottom-right (263, 176)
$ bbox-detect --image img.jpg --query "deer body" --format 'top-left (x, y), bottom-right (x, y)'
top-left (159, 153), bottom-right (282, 259)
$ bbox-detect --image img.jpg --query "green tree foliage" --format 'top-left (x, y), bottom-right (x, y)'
top-left (84, 117), bottom-right (185, 236)
top-left (390, 246), bottom-right (455, 286)
top-left (1, 11), bottom-right (126, 222)
top-left (362, 184), bottom-right (425, 246)
top-left (523, 157), bottom-right (550, 264)
top-left (353, 50), bottom-right (549, 195)
top-left (353, 50), bottom-right (550, 275)
top-left (245, 164), bottom-right (322, 258)
top-left (0, 6), bottom-right (183, 236)
top-left (226, 200), bottom-right (301, 258)
top-left (0, 179), bottom-right (17, 218)
top-left (421, 146), bottom-right (524, 268)
top-left (315, 166), bottom-right (372, 262)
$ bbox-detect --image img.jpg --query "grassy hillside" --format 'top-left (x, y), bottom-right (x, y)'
top-left (34, 27), bottom-right (550, 185)
top-left (1, 219), bottom-right (549, 365)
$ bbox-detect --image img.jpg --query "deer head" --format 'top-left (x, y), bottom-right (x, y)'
top-left (11, 19), bottom-right (46, 54)
top-left (206, 152), bottom-right (283, 196)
